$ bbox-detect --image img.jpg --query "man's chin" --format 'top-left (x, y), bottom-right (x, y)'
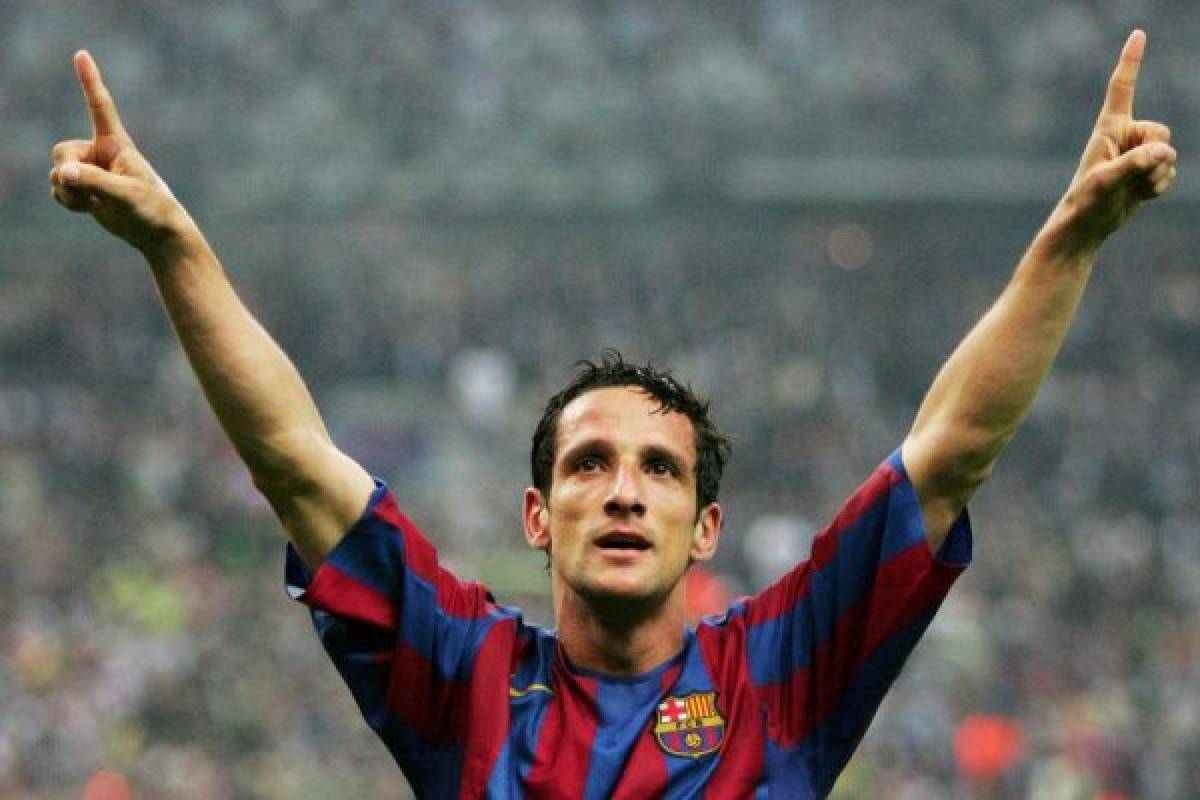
top-left (575, 579), bottom-right (672, 620)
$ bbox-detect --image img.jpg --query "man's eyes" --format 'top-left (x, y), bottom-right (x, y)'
top-left (575, 455), bottom-right (604, 472)
top-left (571, 456), bottom-right (679, 476)
top-left (645, 459), bottom-right (680, 477)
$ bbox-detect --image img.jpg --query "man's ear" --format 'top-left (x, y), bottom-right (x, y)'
top-left (523, 487), bottom-right (551, 551)
top-left (690, 502), bottom-right (723, 563)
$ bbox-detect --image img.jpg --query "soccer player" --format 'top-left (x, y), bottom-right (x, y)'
top-left (50, 30), bottom-right (1174, 798)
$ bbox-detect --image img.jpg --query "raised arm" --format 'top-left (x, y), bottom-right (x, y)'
top-left (49, 51), bottom-right (374, 567)
top-left (902, 30), bottom-right (1176, 548)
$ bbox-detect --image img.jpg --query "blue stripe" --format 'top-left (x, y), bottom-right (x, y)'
top-left (745, 486), bottom-right (896, 686)
top-left (485, 739), bottom-right (517, 797)
top-left (283, 482), bottom-right (393, 598)
top-left (808, 605), bottom-right (944, 796)
top-left (662, 639), bottom-right (723, 799)
top-left (395, 555), bottom-right (502, 681)
top-left (879, 451), bottom-right (928, 564)
top-left (326, 482), bottom-right (402, 594)
top-left (309, 481), bottom-right (508, 682)
top-left (307, 622), bottom-right (469, 796)
top-left (310, 610), bottom-right (394, 729)
top-left (744, 454), bottom-right (946, 687)
top-left (498, 630), bottom-right (559, 794)
top-left (762, 737), bottom-right (819, 799)
top-left (579, 634), bottom-right (695, 799)
top-left (935, 510), bottom-right (974, 565)
top-left (286, 482), bottom-right (406, 602)
top-left (583, 678), bottom-right (663, 800)
top-left (885, 448), bottom-right (974, 566)
top-left (375, 715), bottom-right (464, 798)
top-left (289, 482), bottom-right (522, 795)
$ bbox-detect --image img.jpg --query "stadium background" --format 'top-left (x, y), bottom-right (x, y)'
top-left (4, 2), bottom-right (1200, 797)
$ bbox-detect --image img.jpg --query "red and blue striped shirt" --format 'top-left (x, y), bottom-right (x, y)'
top-left (286, 449), bottom-right (971, 798)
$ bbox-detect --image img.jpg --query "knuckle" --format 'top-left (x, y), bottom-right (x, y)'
top-left (1135, 149), bottom-right (1156, 170)
top-left (51, 140), bottom-right (88, 164)
top-left (52, 186), bottom-right (85, 212)
top-left (1082, 171), bottom-right (1108, 197)
top-left (1066, 178), bottom-right (1100, 212)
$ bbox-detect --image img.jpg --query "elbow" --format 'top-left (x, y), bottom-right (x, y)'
top-left (236, 429), bottom-right (329, 501)
top-left (904, 422), bottom-right (1003, 503)
top-left (930, 454), bottom-right (995, 507)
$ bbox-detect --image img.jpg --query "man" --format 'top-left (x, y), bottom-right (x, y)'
top-left (50, 30), bottom-right (1174, 798)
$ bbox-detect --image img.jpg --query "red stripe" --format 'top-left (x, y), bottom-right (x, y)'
top-left (459, 619), bottom-right (517, 799)
top-left (697, 624), bottom-right (765, 798)
top-left (378, 495), bottom-right (438, 583)
top-left (609, 661), bottom-right (681, 800)
top-left (387, 639), bottom-right (467, 745)
top-left (746, 463), bottom-right (901, 626)
top-left (304, 562), bottom-right (396, 631)
top-left (810, 462), bottom-right (901, 572)
top-left (858, 546), bottom-right (955, 657)
top-left (377, 494), bottom-right (494, 620)
top-left (760, 543), bottom-right (961, 747)
top-left (523, 655), bottom-right (598, 798)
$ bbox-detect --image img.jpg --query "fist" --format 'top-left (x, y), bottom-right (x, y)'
top-left (49, 51), bottom-right (193, 254)
top-left (1060, 30), bottom-right (1177, 248)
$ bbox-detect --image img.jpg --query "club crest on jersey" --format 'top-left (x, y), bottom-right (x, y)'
top-left (653, 691), bottom-right (724, 759)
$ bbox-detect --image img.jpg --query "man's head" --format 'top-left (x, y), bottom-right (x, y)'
top-left (523, 352), bottom-right (731, 615)
top-left (530, 351), bottom-right (730, 511)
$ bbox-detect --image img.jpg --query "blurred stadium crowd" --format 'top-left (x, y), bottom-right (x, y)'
top-left (4, 2), bottom-right (1200, 798)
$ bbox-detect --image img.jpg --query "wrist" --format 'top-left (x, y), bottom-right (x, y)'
top-left (139, 208), bottom-right (206, 270)
top-left (1033, 195), bottom-right (1109, 265)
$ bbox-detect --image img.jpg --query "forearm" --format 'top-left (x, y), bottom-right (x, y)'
top-left (143, 226), bottom-right (331, 489)
top-left (904, 30), bottom-right (1176, 545)
top-left (142, 225), bottom-right (374, 565)
top-left (52, 51), bottom-right (373, 565)
top-left (907, 210), bottom-right (1097, 491)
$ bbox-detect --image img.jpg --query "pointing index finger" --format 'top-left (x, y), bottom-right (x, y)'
top-left (1102, 29), bottom-right (1145, 117)
top-left (73, 50), bottom-right (126, 138)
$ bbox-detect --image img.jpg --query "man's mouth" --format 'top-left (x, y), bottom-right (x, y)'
top-left (594, 531), bottom-right (652, 551)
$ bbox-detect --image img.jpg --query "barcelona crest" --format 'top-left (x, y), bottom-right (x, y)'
top-left (653, 691), bottom-right (725, 758)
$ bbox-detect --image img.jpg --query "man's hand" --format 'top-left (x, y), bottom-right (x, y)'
top-left (49, 50), bottom-right (194, 256)
top-left (1055, 30), bottom-right (1176, 252)
top-left (905, 30), bottom-right (1178, 547)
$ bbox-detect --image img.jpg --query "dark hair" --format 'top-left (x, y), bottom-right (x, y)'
top-left (531, 350), bottom-right (731, 510)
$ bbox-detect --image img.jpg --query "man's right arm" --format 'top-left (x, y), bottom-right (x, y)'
top-left (50, 50), bottom-right (374, 568)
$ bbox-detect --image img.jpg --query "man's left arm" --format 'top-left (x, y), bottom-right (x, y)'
top-left (902, 30), bottom-right (1176, 548)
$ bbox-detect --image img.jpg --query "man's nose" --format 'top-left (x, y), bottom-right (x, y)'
top-left (604, 462), bottom-right (645, 516)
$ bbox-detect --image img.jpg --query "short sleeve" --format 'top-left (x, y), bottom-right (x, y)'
top-left (283, 480), bottom-right (508, 795)
top-left (738, 448), bottom-right (972, 794)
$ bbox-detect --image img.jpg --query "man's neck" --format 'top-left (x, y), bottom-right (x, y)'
top-left (553, 583), bottom-right (689, 675)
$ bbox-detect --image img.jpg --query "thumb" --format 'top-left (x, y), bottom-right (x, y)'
top-left (56, 161), bottom-right (136, 204)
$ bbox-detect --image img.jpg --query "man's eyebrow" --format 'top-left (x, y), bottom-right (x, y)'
top-left (558, 438), bottom-right (613, 464)
top-left (641, 443), bottom-right (691, 472)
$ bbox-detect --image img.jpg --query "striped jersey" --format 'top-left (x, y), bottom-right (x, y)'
top-left (285, 449), bottom-right (972, 798)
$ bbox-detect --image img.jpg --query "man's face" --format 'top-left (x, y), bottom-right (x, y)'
top-left (524, 386), bottom-right (722, 608)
